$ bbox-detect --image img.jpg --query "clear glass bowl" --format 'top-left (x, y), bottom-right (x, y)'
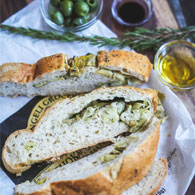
top-left (40, 0), bottom-right (103, 32)
top-left (154, 40), bottom-right (195, 90)
top-left (111, 0), bottom-right (153, 27)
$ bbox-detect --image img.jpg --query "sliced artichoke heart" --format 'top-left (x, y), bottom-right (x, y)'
top-left (98, 102), bottom-right (124, 122)
top-left (62, 100), bottom-right (151, 133)
top-left (114, 101), bottom-right (126, 114)
top-left (81, 106), bottom-right (97, 119)
top-left (33, 76), bottom-right (65, 88)
top-left (113, 72), bottom-right (125, 81)
top-left (155, 96), bottom-right (167, 123)
top-left (120, 101), bottom-right (151, 132)
top-left (126, 77), bottom-right (141, 85)
top-left (96, 69), bottom-right (113, 77)
top-left (36, 177), bottom-right (47, 185)
top-left (96, 68), bottom-right (141, 86)
top-left (99, 137), bottom-right (138, 164)
top-left (24, 140), bottom-right (35, 152)
top-left (68, 54), bottom-right (96, 77)
top-left (99, 154), bottom-right (118, 164)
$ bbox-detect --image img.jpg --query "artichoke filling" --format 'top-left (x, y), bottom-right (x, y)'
top-left (96, 69), bottom-right (141, 86)
top-left (33, 54), bottom-right (141, 88)
top-left (155, 95), bottom-right (167, 123)
top-left (33, 75), bottom-right (65, 88)
top-left (63, 99), bottom-right (152, 133)
top-left (98, 137), bottom-right (137, 164)
top-left (33, 54), bottom-right (96, 88)
top-left (33, 97), bottom-right (167, 185)
top-left (68, 54), bottom-right (96, 77)
top-left (98, 97), bottom-right (167, 165)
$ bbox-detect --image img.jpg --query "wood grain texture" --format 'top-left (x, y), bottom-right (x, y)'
top-left (0, 0), bottom-right (27, 22)
top-left (0, 0), bottom-right (194, 194)
top-left (151, 0), bottom-right (195, 123)
top-left (152, 0), bottom-right (178, 28)
top-left (150, 0), bottom-right (195, 123)
top-left (100, 0), bottom-right (195, 123)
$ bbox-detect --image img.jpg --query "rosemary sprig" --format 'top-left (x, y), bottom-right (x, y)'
top-left (0, 24), bottom-right (194, 52)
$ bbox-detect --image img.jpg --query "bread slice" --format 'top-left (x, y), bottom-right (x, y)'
top-left (0, 62), bottom-right (36, 96)
top-left (0, 50), bottom-right (153, 96)
top-left (97, 50), bottom-right (153, 82)
top-left (15, 117), bottom-right (160, 195)
top-left (2, 86), bottom-right (158, 174)
top-left (122, 159), bottom-right (168, 195)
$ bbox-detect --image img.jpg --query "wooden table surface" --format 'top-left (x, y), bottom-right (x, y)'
top-left (1, 0), bottom-right (194, 194)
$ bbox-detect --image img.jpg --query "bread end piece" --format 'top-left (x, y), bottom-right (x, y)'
top-left (122, 158), bottom-right (168, 195)
top-left (0, 63), bottom-right (35, 83)
top-left (2, 129), bottom-right (32, 174)
top-left (147, 159), bottom-right (168, 195)
top-left (97, 50), bottom-right (153, 82)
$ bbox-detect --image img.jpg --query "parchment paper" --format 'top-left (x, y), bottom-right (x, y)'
top-left (0, 0), bottom-right (194, 194)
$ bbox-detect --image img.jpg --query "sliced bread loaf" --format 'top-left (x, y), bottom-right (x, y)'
top-left (0, 50), bottom-right (153, 96)
top-left (2, 86), bottom-right (158, 174)
top-left (122, 158), bottom-right (168, 195)
top-left (15, 117), bottom-right (160, 195)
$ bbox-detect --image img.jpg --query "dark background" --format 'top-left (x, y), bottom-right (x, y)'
top-left (178, 0), bottom-right (195, 26)
top-left (0, 0), bottom-right (194, 25)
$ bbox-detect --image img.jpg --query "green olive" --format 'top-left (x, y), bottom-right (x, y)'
top-left (48, 6), bottom-right (58, 16)
top-left (83, 14), bottom-right (90, 22)
top-left (60, 0), bottom-right (73, 17)
top-left (64, 17), bottom-right (72, 26)
top-left (51, 0), bottom-right (61, 7)
top-left (51, 11), bottom-right (64, 25)
top-left (86, 0), bottom-right (97, 11)
top-left (72, 17), bottom-right (86, 25)
top-left (74, 1), bottom-right (90, 17)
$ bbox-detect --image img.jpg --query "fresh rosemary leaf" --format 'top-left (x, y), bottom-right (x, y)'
top-left (0, 24), bottom-right (194, 52)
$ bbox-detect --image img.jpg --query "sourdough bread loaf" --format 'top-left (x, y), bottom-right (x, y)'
top-left (2, 86), bottom-right (158, 174)
top-left (0, 50), bottom-right (153, 96)
top-left (15, 117), bottom-right (161, 195)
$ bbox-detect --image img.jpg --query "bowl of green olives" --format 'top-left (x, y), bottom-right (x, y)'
top-left (41, 0), bottom-right (103, 32)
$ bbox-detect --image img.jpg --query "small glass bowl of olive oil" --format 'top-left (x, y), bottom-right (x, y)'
top-left (154, 40), bottom-right (195, 90)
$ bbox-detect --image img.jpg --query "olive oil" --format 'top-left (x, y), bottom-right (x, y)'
top-left (159, 54), bottom-right (195, 87)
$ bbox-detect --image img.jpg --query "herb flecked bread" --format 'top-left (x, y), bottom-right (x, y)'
top-left (122, 159), bottom-right (168, 195)
top-left (15, 159), bottom-right (167, 195)
top-left (2, 86), bottom-right (158, 175)
top-left (0, 50), bottom-right (153, 96)
top-left (14, 117), bottom-right (161, 195)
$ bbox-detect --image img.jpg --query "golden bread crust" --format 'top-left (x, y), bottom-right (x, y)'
top-left (147, 159), bottom-right (168, 195)
top-left (97, 50), bottom-right (153, 81)
top-left (34, 53), bottom-right (68, 79)
top-left (2, 129), bottom-right (32, 174)
top-left (111, 121), bottom-right (160, 194)
top-left (17, 120), bottom-right (160, 195)
top-left (0, 63), bottom-right (35, 83)
top-left (0, 51), bottom-right (154, 96)
top-left (15, 186), bottom-right (51, 195)
top-left (94, 86), bottom-right (158, 113)
top-left (2, 86), bottom-right (158, 175)
top-left (0, 50), bottom-right (152, 85)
